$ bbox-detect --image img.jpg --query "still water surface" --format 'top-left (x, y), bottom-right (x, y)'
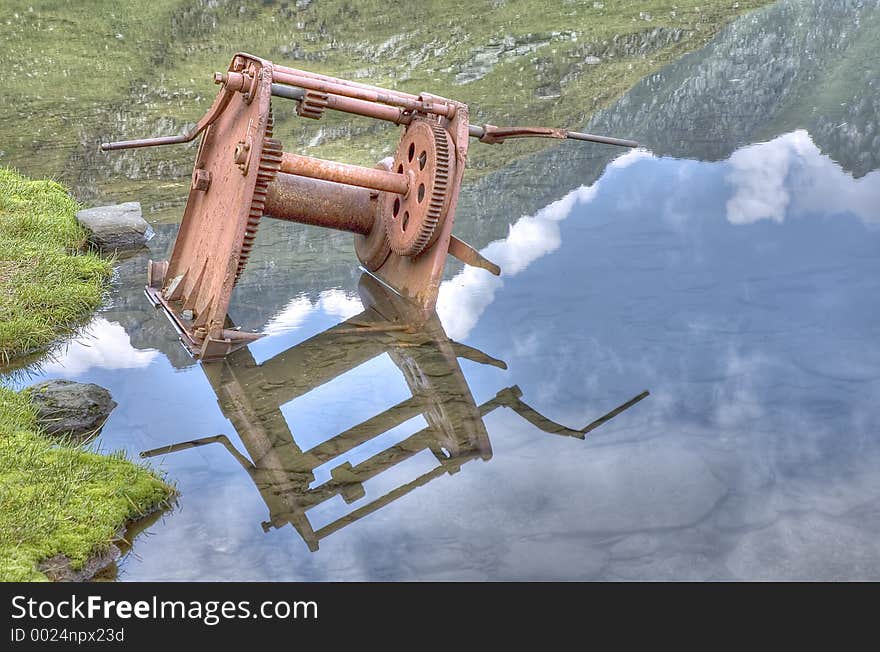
top-left (8, 0), bottom-right (880, 580)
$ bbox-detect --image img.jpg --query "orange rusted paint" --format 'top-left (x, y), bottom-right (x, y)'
top-left (101, 52), bottom-right (637, 360)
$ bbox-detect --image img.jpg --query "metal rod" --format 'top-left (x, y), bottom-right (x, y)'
top-left (580, 390), bottom-right (650, 435)
top-left (271, 83), bottom-right (406, 124)
top-left (270, 83), bottom-right (305, 101)
top-left (100, 134), bottom-right (190, 151)
top-left (466, 123), bottom-right (638, 148)
top-left (101, 85), bottom-right (235, 151)
top-left (272, 83), bottom-right (408, 124)
top-left (566, 130), bottom-right (639, 148)
top-left (271, 87), bottom-right (637, 148)
top-left (273, 64), bottom-right (421, 102)
top-left (279, 151), bottom-right (409, 195)
top-left (273, 69), bottom-right (453, 118)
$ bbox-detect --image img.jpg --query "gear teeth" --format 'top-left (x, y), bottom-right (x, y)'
top-left (384, 121), bottom-right (453, 258)
top-left (234, 109), bottom-right (282, 283)
top-left (410, 124), bottom-right (450, 256)
top-left (297, 90), bottom-right (329, 120)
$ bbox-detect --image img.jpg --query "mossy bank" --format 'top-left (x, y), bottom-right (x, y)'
top-left (0, 386), bottom-right (174, 582)
top-left (0, 167), bottom-right (111, 364)
top-left (0, 169), bottom-right (173, 581)
top-left (0, 0), bottom-right (772, 218)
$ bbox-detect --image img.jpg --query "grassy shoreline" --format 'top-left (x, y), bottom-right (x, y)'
top-left (0, 168), bottom-right (173, 582)
top-left (0, 386), bottom-right (174, 582)
top-left (0, 167), bottom-right (111, 363)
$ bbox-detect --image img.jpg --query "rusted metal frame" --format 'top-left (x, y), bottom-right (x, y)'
top-left (312, 465), bottom-right (449, 541)
top-left (312, 90), bottom-right (408, 124)
top-left (272, 69), bottom-right (453, 118)
top-left (278, 152), bottom-right (409, 195)
top-left (145, 283), bottom-right (260, 358)
top-left (154, 54), bottom-right (275, 360)
top-left (99, 51), bottom-right (642, 363)
top-left (269, 81), bottom-right (637, 151)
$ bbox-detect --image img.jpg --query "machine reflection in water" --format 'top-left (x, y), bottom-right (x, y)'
top-left (141, 273), bottom-right (648, 551)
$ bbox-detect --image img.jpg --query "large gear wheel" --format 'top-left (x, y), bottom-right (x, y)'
top-left (235, 109), bottom-right (282, 283)
top-left (383, 121), bottom-right (454, 258)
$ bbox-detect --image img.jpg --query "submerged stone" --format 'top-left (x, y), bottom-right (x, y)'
top-left (75, 201), bottom-right (153, 254)
top-left (26, 379), bottom-right (118, 441)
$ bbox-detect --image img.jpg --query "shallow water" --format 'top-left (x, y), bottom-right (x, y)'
top-left (7, 0), bottom-right (880, 580)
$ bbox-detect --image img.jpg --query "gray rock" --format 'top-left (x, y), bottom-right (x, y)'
top-left (26, 379), bottom-right (117, 440)
top-left (75, 202), bottom-right (153, 254)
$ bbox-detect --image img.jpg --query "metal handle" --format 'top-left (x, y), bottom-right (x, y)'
top-left (468, 123), bottom-right (638, 148)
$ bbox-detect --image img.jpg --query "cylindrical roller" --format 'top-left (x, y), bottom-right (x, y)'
top-left (263, 172), bottom-right (376, 236)
top-left (280, 152), bottom-right (409, 195)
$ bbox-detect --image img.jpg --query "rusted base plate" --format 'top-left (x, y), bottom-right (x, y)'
top-left (146, 260), bottom-right (261, 360)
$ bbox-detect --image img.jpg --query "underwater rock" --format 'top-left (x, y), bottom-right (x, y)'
top-left (76, 201), bottom-right (153, 254)
top-left (26, 379), bottom-right (118, 441)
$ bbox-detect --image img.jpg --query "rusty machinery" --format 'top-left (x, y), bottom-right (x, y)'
top-left (102, 53), bottom-right (638, 360)
top-left (141, 273), bottom-right (648, 551)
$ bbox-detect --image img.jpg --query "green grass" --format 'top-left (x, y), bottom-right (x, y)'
top-left (0, 167), bottom-right (112, 363)
top-left (0, 0), bottom-right (773, 213)
top-left (0, 169), bottom-right (170, 581)
top-left (0, 386), bottom-right (174, 581)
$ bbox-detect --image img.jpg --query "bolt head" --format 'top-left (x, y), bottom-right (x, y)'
top-left (192, 168), bottom-right (212, 191)
top-left (233, 141), bottom-right (250, 164)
